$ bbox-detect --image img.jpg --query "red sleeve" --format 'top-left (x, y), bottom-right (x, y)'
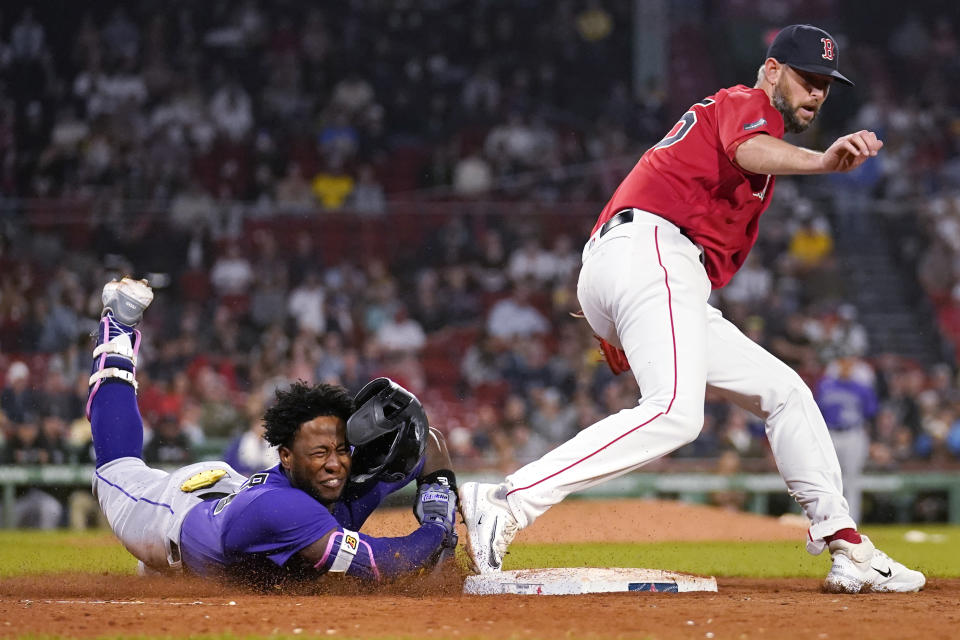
top-left (716, 89), bottom-right (784, 160)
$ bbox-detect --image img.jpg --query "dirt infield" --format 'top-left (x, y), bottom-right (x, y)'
top-left (1, 500), bottom-right (956, 640)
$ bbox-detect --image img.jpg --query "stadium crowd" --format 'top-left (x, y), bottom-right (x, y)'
top-left (1, 1), bottom-right (960, 527)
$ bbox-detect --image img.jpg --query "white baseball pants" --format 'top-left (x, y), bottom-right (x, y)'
top-left (93, 458), bottom-right (245, 570)
top-left (504, 209), bottom-right (855, 553)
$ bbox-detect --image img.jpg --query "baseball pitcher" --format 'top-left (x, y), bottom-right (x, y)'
top-left (461, 24), bottom-right (925, 594)
top-left (88, 278), bottom-right (458, 584)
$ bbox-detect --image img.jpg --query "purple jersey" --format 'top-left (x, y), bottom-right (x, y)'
top-left (179, 460), bottom-right (422, 581)
top-left (814, 377), bottom-right (877, 431)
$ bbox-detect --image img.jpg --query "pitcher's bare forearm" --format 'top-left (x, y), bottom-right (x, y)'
top-left (735, 130), bottom-right (882, 176)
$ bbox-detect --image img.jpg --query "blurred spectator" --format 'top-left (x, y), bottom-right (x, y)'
top-left (1, 361), bottom-right (36, 423)
top-left (209, 80), bottom-right (254, 142)
top-left (491, 394), bottom-right (550, 471)
top-left (101, 6), bottom-right (139, 64)
top-left (13, 487), bottom-right (63, 529)
top-left (249, 271), bottom-right (289, 329)
top-left (349, 164), bottom-right (386, 216)
top-left (486, 280), bottom-right (549, 340)
top-left (461, 330), bottom-right (504, 391)
top-left (170, 179), bottom-right (216, 230)
top-left (769, 313), bottom-right (820, 386)
top-left (722, 252), bottom-right (773, 309)
top-left (460, 62), bottom-right (500, 119)
top-left (68, 487), bottom-right (107, 530)
top-left (507, 235), bottom-right (554, 285)
top-left (452, 152), bottom-right (493, 197)
top-left (143, 414), bottom-right (194, 466)
top-left (529, 386), bottom-right (578, 443)
top-left (710, 450), bottom-right (748, 511)
top-left (375, 304), bottom-right (426, 356)
top-left (287, 270), bottom-right (326, 335)
top-left (3, 415), bottom-right (64, 528)
top-left (409, 269), bottom-right (446, 333)
top-left (543, 234), bottom-right (579, 285)
top-left (442, 265), bottom-right (482, 325)
top-left (472, 229), bottom-right (510, 294)
top-left (40, 415), bottom-right (70, 465)
top-left (210, 242), bottom-right (255, 297)
top-left (38, 290), bottom-right (85, 353)
top-left (11, 8), bottom-right (46, 62)
top-left (719, 407), bottom-right (767, 460)
top-left (275, 162), bottom-right (315, 212)
top-left (502, 336), bottom-right (555, 395)
top-left (311, 157), bottom-right (354, 209)
top-left (5, 416), bottom-right (46, 464)
top-left (222, 396), bottom-right (279, 475)
top-left (787, 208), bottom-right (834, 272)
top-left (361, 260), bottom-right (400, 335)
top-left (329, 72), bottom-right (375, 120)
top-left (317, 110), bottom-right (359, 165)
top-left (814, 304), bottom-right (870, 363)
top-left (870, 406), bottom-right (914, 471)
top-left (314, 332), bottom-right (347, 383)
top-left (485, 111), bottom-right (536, 172)
top-left (194, 365), bottom-right (245, 438)
top-left (223, 418), bottom-right (278, 476)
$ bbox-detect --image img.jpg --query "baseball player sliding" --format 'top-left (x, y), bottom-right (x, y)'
top-left (88, 278), bottom-right (458, 584)
top-left (461, 24), bottom-right (925, 593)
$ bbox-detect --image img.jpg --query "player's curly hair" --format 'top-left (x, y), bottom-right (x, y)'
top-left (262, 381), bottom-right (356, 450)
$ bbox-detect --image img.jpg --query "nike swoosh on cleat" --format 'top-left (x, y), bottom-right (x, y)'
top-left (873, 566), bottom-right (892, 578)
top-left (487, 516), bottom-right (500, 568)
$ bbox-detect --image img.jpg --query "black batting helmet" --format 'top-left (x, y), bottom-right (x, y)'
top-left (347, 377), bottom-right (428, 484)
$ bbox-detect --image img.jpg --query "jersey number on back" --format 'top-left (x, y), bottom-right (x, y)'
top-left (653, 98), bottom-right (715, 150)
top-left (213, 472), bottom-right (269, 516)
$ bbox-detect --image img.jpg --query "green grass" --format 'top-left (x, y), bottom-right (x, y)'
top-left (1, 525), bottom-right (958, 579)
top-left (0, 530), bottom-right (136, 577)
top-left (505, 525), bottom-right (960, 579)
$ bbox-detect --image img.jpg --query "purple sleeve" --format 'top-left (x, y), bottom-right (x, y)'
top-left (335, 456), bottom-right (426, 529)
top-left (223, 490), bottom-right (339, 567)
top-left (315, 524), bottom-right (445, 580)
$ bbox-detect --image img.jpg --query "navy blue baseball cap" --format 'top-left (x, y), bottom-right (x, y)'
top-left (766, 24), bottom-right (854, 87)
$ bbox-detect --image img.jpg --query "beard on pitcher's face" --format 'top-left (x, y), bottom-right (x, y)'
top-left (772, 84), bottom-right (819, 134)
top-left (772, 66), bottom-right (830, 134)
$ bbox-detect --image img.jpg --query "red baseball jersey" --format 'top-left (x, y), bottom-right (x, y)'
top-left (592, 85), bottom-right (785, 288)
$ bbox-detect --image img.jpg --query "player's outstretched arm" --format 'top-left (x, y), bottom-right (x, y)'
top-left (298, 483), bottom-right (457, 581)
top-left (819, 130), bottom-right (884, 173)
top-left (735, 130), bottom-right (882, 176)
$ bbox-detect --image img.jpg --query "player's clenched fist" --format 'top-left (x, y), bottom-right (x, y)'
top-left (414, 482), bottom-right (459, 569)
top-left (414, 482), bottom-right (458, 535)
top-left (821, 129), bottom-right (883, 173)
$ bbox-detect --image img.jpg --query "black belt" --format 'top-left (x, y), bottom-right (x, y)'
top-left (599, 209), bottom-right (634, 238)
top-left (597, 208), bottom-right (703, 263)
